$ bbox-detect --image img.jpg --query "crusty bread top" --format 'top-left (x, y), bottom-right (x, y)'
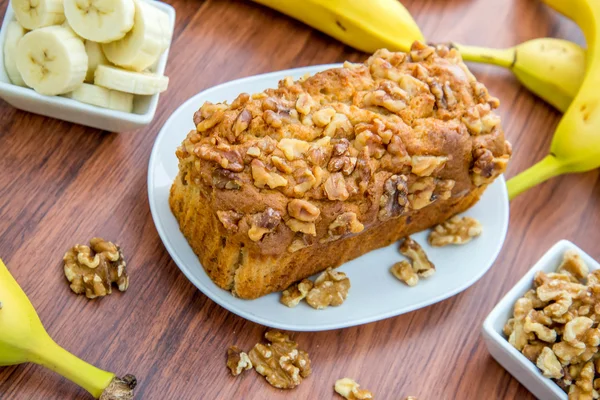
top-left (174, 41), bottom-right (511, 256)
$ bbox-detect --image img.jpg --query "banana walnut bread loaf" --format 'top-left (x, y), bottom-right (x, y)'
top-left (170, 41), bottom-right (511, 299)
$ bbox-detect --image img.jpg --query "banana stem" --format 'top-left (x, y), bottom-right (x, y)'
top-left (30, 337), bottom-right (114, 399)
top-left (453, 43), bottom-right (515, 68)
top-left (506, 155), bottom-right (565, 199)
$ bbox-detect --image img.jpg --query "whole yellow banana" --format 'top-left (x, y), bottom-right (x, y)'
top-left (455, 38), bottom-right (586, 113)
top-left (0, 258), bottom-right (136, 399)
top-left (506, 0), bottom-right (600, 199)
top-left (249, 0), bottom-right (424, 53)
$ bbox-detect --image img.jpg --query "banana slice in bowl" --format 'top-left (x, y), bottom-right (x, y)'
top-left (102, 0), bottom-right (171, 72)
top-left (16, 25), bottom-right (87, 96)
top-left (64, 0), bottom-right (135, 43)
top-left (84, 40), bottom-right (109, 83)
top-left (3, 21), bottom-right (27, 86)
top-left (94, 65), bottom-right (168, 95)
top-left (64, 83), bottom-right (134, 112)
top-left (12, 0), bottom-right (65, 30)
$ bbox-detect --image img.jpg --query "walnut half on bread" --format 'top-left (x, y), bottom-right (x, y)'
top-left (170, 41), bottom-right (511, 299)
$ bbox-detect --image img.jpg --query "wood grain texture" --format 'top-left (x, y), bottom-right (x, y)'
top-left (0, 0), bottom-right (593, 399)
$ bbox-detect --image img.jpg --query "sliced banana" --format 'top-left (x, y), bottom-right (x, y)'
top-left (65, 83), bottom-right (134, 112)
top-left (3, 21), bottom-right (28, 86)
top-left (64, 0), bottom-right (135, 43)
top-left (102, 0), bottom-right (171, 72)
top-left (94, 65), bottom-right (168, 95)
top-left (84, 41), bottom-right (109, 82)
top-left (12, 0), bottom-right (65, 30)
top-left (16, 25), bottom-right (88, 95)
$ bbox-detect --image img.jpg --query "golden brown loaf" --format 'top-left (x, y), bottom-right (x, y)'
top-left (170, 42), bottom-right (511, 299)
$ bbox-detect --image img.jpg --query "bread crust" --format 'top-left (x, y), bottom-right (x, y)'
top-left (170, 42), bottom-right (511, 299)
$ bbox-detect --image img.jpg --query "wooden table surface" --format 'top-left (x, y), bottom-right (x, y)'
top-left (0, 0), bottom-right (594, 399)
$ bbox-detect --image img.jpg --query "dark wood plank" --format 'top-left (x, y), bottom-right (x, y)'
top-left (0, 0), bottom-right (592, 398)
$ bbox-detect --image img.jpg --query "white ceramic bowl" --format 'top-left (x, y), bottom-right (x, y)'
top-left (0, 0), bottom-right (175, 133)
top-left (482, 240), bottom-right (599, 400)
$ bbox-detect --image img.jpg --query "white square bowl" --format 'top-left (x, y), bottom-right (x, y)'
top-left (482, 240), bottom-right (599, 400)
top-left (0, 0), bottom-right (175, 133)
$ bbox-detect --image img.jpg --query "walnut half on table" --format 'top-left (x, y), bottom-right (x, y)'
top-left (248, 331), bottom-right (312, 390)
top-left (63, 237), bottom-right (129, 299)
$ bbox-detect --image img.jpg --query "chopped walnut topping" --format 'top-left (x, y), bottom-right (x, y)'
top-left (428, 216), bottom-right (482, 246)
top-left (408, 177), bottom-right (435, 210)
top-left (63, 238), bottom-right (129, 299)
top-left (323, 212), bottom-right (364, 242)
top-left (399, 237), bottom-right (435, 278)
top-left (271, 155), bottom-right (293, 174)
top-left (334, 378), bottom-right (374, 400)
top-left (195, 103), bottom-right (227, 132)
top-left (227, 346), bottom-right (253, 376)
top-left (246, 146), bottom-right (261, 157)
top-left (312, 107), bottom-right (336, 127)
top-left (263, 109), bottom-right (282, 128)
top-left (248, 208), bottom-right (281, 241)
top-left (229, 93), bottom-right (250, 109)
top-left (212, 168), bottom-right (242, 190)
top-left (324, 173), bottom-right (350, 201)
top-left (277, 138), bottom-right (310, 161)
top-left (296, 93), bottom-right (314, 115)
top-left (233, 109), bottom-right (252, 138)
top-left (287, 236), bottom-right (310, 253)
top-left (324, 113), bottom-right (353, 137)
top-left (379, 174), bottom-right (409, 221)
top-left (362, 89), bottom-right (406, 113)
top-left (306, 268), bottom-right (351, 310)
top-left (195, 144), bottom-right (244, 172)
top-left (354, 129), bottom-right (385, 159)
top-left (286, 218), bottom-right (316, 236)
top-left (281, 279), bottom-right (314, 308)
top-left (288, 199), bottom-right (320, 222)
top-left (248, 331), bottom-right (311, 389)
top-left (251, 159), bottom-right (288, 189)
top-left (216, 210), bottom-right (243, 232)
top-left (293, 167), bottom-right (318, 196)
top-left (411, 155), bottom-right (448, 177)
top-left (434, 179), bottom-right (455, 201)
top-left (462, 103), bottom-right (501, 135)
top-left (471, 148), bottom-right (509, 186)
top-left (410, 41), bottom-right (435, 62)
top-left (391, 260), bottom-right (419, 287)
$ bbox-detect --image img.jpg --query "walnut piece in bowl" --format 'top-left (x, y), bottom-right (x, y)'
top-left (63, 238), bottom-right (129, 299)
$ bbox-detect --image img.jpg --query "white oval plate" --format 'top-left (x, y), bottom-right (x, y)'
top-left (148, 64), bottom-right (510, 332)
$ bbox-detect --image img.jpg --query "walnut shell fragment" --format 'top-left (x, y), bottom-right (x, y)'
top-left (63, 238), bottom-right (129, 299)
